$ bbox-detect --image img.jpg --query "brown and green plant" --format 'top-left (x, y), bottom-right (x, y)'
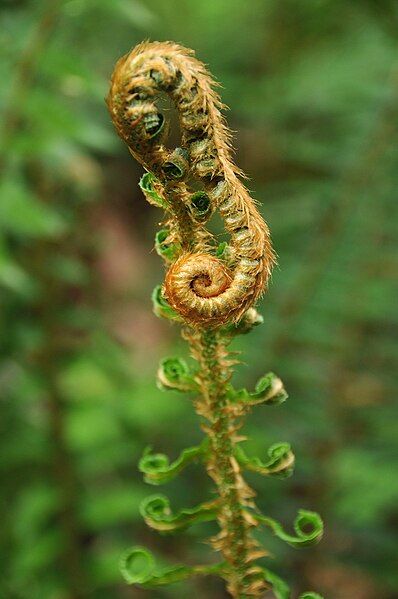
top-left (107, 41), bottom-right (324, 599)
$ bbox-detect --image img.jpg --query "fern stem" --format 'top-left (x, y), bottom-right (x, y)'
top-left (187, 328), bottom-right (263, 598)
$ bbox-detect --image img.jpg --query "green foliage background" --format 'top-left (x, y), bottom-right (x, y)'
top-left (1, 1), bottom-right (397, 597)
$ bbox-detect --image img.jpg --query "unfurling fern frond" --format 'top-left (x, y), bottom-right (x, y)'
top-left (107, 40), bottom-right (323, 599)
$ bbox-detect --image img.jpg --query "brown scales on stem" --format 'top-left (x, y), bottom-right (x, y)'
top-left (107, 40), bottom-right (275, 328)
top-left (184, 327), bottom-right (268, 597)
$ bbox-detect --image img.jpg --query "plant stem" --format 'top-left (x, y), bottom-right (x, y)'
top-left (186, 328), bottom-right (264, 598)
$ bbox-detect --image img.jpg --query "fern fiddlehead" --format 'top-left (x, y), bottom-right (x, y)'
top-left (107, 41), bottom-right (323, 598)
top-left (108, 41), bottom-right (274, 327)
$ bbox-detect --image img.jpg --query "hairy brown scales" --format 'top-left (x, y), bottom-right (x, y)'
top-left (107, 40), bottom-right (275, 327)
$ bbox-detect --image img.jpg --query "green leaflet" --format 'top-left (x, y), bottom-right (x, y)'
top-left (215, 241), bottom-right (229, 258)
top-left (262, 568), bottom-right (290, 599)
top-left (139, 172), bottom-right (168, 209)
top-left (249, 372), bottom-right (288, 405)
top-left (120, 546), bottom-right (226, 587)
top-left (214, 241), bottom-right (236, 268)
top-left (162, 148), bottom-right (189, 180)
top-left (261, 568), bottom-right (324, 599)
top-left (228, 372), bottom-right (288, 406)
top-left (139, 441), bottom-right (207, 485)
top-left (156, 356), bottom-right (197, 392)
top-left (151, 285), bottom-right (181, 321)
top-left (155, 229), bottom-right (181, 261)
top-left (235, 442), bottom-right (295, 478)
top-left (255, 509), bottom-right (324, 548)
top-left (140, 494), bottom-right (219, 533)
top-left (190, 191), bottom-right (211, 221)
top-left (223, 307), bottom-right (264, 335)
top-left (0, 177), bottom-right (67, 239)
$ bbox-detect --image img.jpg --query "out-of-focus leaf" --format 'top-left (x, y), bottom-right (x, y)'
top-left (0, 178), bottom-right (66, 238)
top-left (65, 405), bottom-right (121, 451)
top-left (333, 448), bottom-right (398, 526)
top-left (0, 250), bottom-right (36, 296)
top-left (58, 358), bottom-right (114, 402)
top-left (82, 484), bottom-right (147, 529)
top-left (13, 484), bottom-right (59, 540)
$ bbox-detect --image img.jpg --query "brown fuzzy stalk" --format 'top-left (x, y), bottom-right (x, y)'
top-left (107, 40), bottom-right (275, 327)
top-left (184, 326), bottom-right (269, 597)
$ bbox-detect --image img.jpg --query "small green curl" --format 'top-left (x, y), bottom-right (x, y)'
top-left (140, 494), bottom-right (219, 533)
top-left (228, 371), bottom-right (288, 406)
top-left (151, 285), bottom-right (180, 321)
top-left (156, 356), bottom-right (197, 392)
top-left (120, 546), bottom-right (226, 587)
top-left (139, 441), bottom-right (207, 485)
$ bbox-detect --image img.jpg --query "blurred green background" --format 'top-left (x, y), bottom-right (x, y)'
top-left (1, 1), bottom-right (397, 598)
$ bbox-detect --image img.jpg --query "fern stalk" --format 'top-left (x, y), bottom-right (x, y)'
top-left (107, 40), bottom-right (323, 598)
top-left (187, 327), bottom-right (260, 597)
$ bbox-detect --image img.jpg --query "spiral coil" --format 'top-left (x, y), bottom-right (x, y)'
top-left (107, 41), bottom-right (275, 326)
